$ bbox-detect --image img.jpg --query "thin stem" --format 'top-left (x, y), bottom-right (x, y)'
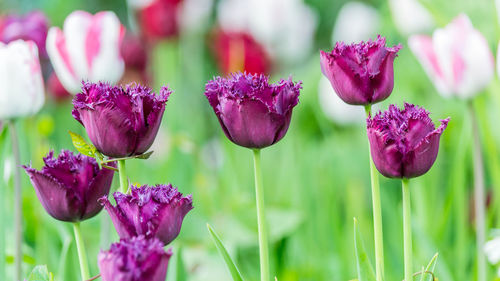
top-left (8, 120), bottom-right (22, 281)
top-left (469, 102), bottom-right (486, 281)
top-left (118, 160), bottom-right (128, 193)
top-left (365, 105), bottom-right (385, 281)
top-left (252, 149), bottom-right (270, 281)
top-left (402, 179), bottom-right (412, 281)
top-left (73, 222), bottom-right (90, 280)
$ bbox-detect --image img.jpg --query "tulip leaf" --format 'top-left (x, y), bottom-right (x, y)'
top-left (26, 265), bottom-right (54, 281)
top-left (68, 131), bottom-right (96, 158)
top-left (207, 224), bottom-right (245, 281)
top-left (135, 151), bottom-right (153, 160)
top-left (353, 218), bottom-right (376, 281)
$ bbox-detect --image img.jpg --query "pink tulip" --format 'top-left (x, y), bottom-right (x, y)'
top-left (46, 11), bottom-right (125, 94)
top-left (408, 14), bottom-right (494, 99)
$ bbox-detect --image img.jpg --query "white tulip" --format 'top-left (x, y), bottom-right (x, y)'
top-left (0, 40), bottom-right (44, 120)
top-left (46, 11), bottom-right (125, 94)
top-left (408, 14), bottom-right (494, 99)
top-left (332, 2), bottom-right (380, 44)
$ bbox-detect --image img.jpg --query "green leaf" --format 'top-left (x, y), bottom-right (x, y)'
top-left (26, 265), bottom-right (54, 281)
top-left (207, 224), bottom-right (244, 281)
top-left (135, 151), bottom-right (153, 160)
top-left (68, 131), bottom-right (96, 158)
top-left (353, 218), bottom-right (376, 281)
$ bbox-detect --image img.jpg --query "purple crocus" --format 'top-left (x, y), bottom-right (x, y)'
top-left (0, 11), bottom-right (49, 58)
top-left (320, 35), bottom-right (401, 105)
top-left (367, 103), bottom-right (449, 178)
top-left (98, 236), bottom-right (172, 281)
top-left (205, 72), bottom-right (301, 149)
top-left (99, 184), bottom-right (193, 245)
top-left (23, 150), bottom-right (114, 222)
top-left (72, 82), bottom-right (170, 158)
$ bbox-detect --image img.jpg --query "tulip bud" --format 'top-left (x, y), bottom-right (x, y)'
top-left (99, 184), bottom-right (193, 246)
top-left (72, 82), bottom-right (171, 158)
top-left (0, 11), bottom-right (49, 58)
top-left (367, 103), bottom-right (449, 179)
top-left (98, 236), bottom-right (172, 281)
top-left (46, 11), bottom-right (125, 94)
top-left (139, 0), bottom-right (182, 41)
top-left (23, 150), bottom-right (115, 222)
top-left (320, 35), bottom-right (401, 105)
top-left (408, 14), bottom-right (494, 99)
top-left (205, 72), bottom-right (301, 149)
top-left (0, 40), bottom-right (45, 120)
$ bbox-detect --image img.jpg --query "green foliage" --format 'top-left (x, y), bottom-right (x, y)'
top-left (353, 218), bottom-right (376, 281)
top-left (207, 224), bottom-right (245, 281)
top-left (26, 265), bottom-right (54, 281)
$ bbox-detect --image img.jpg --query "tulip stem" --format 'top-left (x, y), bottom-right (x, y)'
top-left (469, 102), bottom-right (486, 281)
top-left (402, 179), bottom-right (412, 281)
top-left (73, 222), bottom-right (90, 281)
top-left (118, 160), bottom-right (128, 193)
top-left (252, 149), bottom-right (270, 281)
top-left (365, 105), bottom-right (385, 281)
top-left (8, 120), bottom-right (22, 281)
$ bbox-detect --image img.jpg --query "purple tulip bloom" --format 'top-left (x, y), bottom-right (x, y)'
top-left (367, 103), bottom-right (449, 178)
top-left (72, 82), bottom-right (170, 158)
top-left (320, 35), bottom-right (401, 105)
top-left (0, 11), bottom-right (49, 58)
top-left (23, 150), bottom-right (114, 222)
top-left (99, 184), bottom-right (193, 245)
top-left (205, 72), bottom-right (302, 149)
top-left (98, 236), bottom-right (172, 281)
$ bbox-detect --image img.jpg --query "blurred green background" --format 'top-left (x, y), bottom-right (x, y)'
top-left (2, 0), bottom-right (500, 280)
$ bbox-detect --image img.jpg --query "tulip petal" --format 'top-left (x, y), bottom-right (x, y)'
top-left (99, 195), bottom-right (137, 239)
top-left (81, 164), bottom-right (115, 220)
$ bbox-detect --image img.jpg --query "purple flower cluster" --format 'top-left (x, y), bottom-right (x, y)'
top-left (320, 35), bottom-right (401, 105)
top-left (72, 82), bottom-right (171, 157)
top-left (205, 72), bottom-right (301, 149)
top-left (98, 236), bottom-right (172, 281)
top-left (100, 184), bottom-right (193, 246)
top-left (367, 103), bottom-right (449, 178)
top-left (23, 150), bottom-right (114, 222)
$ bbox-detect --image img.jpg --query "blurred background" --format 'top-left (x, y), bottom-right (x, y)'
top-left (1, 0), bottom-right (500, 280)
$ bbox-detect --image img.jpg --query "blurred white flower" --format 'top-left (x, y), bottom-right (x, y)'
top-left (217, 0), bottom-right (317, 64)
top-left (201, 138), bottom-right (224, 170)
top-left (408, 14), bottom-right (494, 99)
top-left (318, 76), bottom-right (366, 126)
top-left (179, 0), bottom-right (214, 32)
top-left (388, 0), bottom-right (434, 36)
top-left (485, 235), bottom-right (500, 276)
top-left (332, 2), bottom-right (380, 44)
top-left (0, 40), bottom-right (44, 120)
top-left (46, 11), bottom-right (125, 94)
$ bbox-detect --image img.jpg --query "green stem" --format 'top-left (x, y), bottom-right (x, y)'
top-left (469, 102), bottom-right (486, 281)
top-left (118, 160), bottom-right (128, 193)
top-left (73, 222), bottom-right (90, 280)
top-left (8, 120), bottom-right (22, 281)
top-left (402, 179), bottom-right (412, 281)
top-left (252, 149), bottom-right (270, 281)
top-left (365, 105), bottom-right (385, 281)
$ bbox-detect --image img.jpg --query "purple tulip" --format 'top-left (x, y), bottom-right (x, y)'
top-left (72, 82), bottom-right (170, 158)
top-left (99, 184), bottom-right (193, 245)
top-left (98, 236), bottom-right (172, 281)
top-left (205, 72), bottom-right (302, 149)
top-left (0, 11), bottom-right (49, 58)
top-left (367, 103), bottom-right (449, 178)
top-left (23, 150), bottom-right (114, 222)
top-left (320, 35), bottom-right (401, 105)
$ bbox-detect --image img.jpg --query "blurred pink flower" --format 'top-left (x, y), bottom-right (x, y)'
top-left (46, 11), bottom-right (125, 94)
top-left (0, 11), bottom-right (49, 58)
top-left (408, 14), bottom-right (494, 99)
top-left (139, 0), bottom-right (182, 41)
